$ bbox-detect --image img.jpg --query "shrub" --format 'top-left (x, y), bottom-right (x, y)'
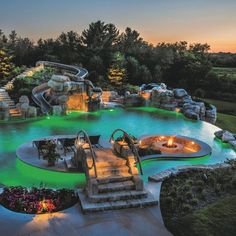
top-left (182, 184), bottom-right (191, 191)
top-left (182, 204), bottom-right (192, 212)
top-left (185, 191), bottom-right (193, 199)
top-left (196, 180), bottom-right (204, 186)
top-left (190, 198), bottom-right (199, 206)
top-left (0, 186), bottom-right (77, 214)
top-left (186, 179), bottom-right (193, 186)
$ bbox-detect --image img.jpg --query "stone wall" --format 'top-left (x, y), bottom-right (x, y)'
top-left (0, 101), bottom-right (10, 120)
top-left (139, 84), bottom-right (217, 124)
top-left (16, 95), bottom-right (37, 118)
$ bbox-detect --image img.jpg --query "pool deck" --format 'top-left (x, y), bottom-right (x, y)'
top-left (0, 182), bottom-right (172, 236)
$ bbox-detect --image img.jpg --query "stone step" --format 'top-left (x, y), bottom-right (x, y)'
top-left (97, 175), bottom-right (133, 184)
top-left (10, 113), bottom-right (22, 117)
top-left (98, 180), bottom-right (135, 193)
top-left (9, 109), bottom-right (21, 115)
top-left (78, 189), bottom-right (158, 213)
top-left (94, 166), bottom-right (130, 177)
top-left (88, 190), bottom-right (148, 203)
top-left (87, 158), bottom-right (127, 168)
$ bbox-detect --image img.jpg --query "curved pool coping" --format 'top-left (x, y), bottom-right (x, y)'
top-left (139, 135), bottom-right (212, 161)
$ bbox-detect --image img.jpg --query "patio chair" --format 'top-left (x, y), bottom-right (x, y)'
top-left (89, 135), bottom-right (102, 148)
top-left (33, 140), bottom-right (49, 159)
top-left (58, 137), bottom-right (76, 155)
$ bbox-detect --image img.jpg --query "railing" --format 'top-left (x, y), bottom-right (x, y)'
top-left (75, 130), bottom-right (98, 178)
top-left (109, 128), bottom-right (143, 175)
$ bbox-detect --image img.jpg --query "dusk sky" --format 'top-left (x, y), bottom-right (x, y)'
top-left (1, 0), bottom-right (236, 52)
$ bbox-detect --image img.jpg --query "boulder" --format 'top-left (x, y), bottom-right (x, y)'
top-left (19, 95), bottom-right (29, 105)
top-left (183, 109), bottom-right (199, 120)
top-left (0, 101), bottom-right (9, 120)
top-left (151, 90), bottom-right (175, 108)
top-left (222, 131), bottom-right (235, 142)
top-left (20, 103), bottom-right (29, 112)
top-left (181, 95), bottom-right (193, 104)
top-left (53, 105), bottom-right (63, 116)
top-left (160, 83), bottom-right (167, 90)
top-left (58, 95), bottom-right (68, 105)
top-left (205, 105), bottom-right (217, 124)
top-left (124, 94), bottom-right (145, 107)
top-left (160, 103), bottom-right (177, 111)
top-left (214, 130), bottom-right (225, 139)
top-left (27, 106), bottom-right (37, 117)
top-left (48, 75), bottom-right (70, 92)
top-left (183, 103), bottom-right (201, 115)
top-left (173, 88), bottom-right (188, 98)
top-left (228, 140), bottom-right (236, 149)
top-left (125, 91), bottom-right (131, 97)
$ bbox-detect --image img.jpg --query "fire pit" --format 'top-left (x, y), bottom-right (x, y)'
top-left (163, 138), bottom-right (177, 148)
top-left (138, 135), bottom-right (212, 159)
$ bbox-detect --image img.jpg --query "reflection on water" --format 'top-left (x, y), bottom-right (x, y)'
top-left (0, 107), bottom-right (235, 188)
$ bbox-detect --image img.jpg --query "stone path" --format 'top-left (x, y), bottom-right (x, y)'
top-left (0, 182), bottom-right (172, 236)
top-left (0, 78), bottom-right (22, 118)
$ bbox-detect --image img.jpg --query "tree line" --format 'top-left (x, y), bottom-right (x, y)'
top-left (0, 21), bottom-right (236, 100)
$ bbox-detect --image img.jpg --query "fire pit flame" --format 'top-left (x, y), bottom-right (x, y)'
top-left (163, 137), bottom-right (177, 149)
top-left (167, 138), bottom-right (174, 147)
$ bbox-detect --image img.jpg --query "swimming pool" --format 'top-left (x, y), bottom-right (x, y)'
top-left (0, 107), bottom-right (235, 188)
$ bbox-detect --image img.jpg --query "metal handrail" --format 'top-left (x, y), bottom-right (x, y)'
top-left (76, 130), bottom-right (98, 178)
top-left (109, 128), bottom-right (143, 175)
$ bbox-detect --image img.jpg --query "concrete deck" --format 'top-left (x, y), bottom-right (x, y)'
top-left (0, 182), bottom-right (172, 236)
top-left (16, 135), bottom-right (112, 172)
top-left (16, 140), bottom-right (73, 172)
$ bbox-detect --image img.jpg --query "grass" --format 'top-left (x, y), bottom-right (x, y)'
top-left (212, 67), bottom-right (236, 80)
top-left (216, 113), bottom-right (236, 133)
top-left (202, 98), bottom-right (236, 115)
top-left (201, 98), bottom-right (236, 133)
top-left (168, 195), bottom-right (236, 236)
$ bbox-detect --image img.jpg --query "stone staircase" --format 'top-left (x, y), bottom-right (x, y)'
top-left (77, 148), bottom-right (158, 213)
top-left (0, 79), bottom-right (22, 119)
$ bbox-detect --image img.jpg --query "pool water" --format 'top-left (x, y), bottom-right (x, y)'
top-left (0, 107), bottom-right (235, 189)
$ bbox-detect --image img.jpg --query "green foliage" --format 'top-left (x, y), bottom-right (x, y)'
top-left (182, 204), bottom-right (192, 212)
top-left (0, 48), bottom-right (14, 80)
top-left (1, 24), bottom-right (235, 102)
top-left (41, 140), bottom-right (61, 166)
top-left (9, 68), bottom-right (54, 101)
top-left (169, 196), bottom-right (236, 236)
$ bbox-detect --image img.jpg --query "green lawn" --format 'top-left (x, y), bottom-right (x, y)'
top-left (212, 67), bottom-right (236, 80)
top-left (168, 195), bottom-right (236, 236)
top-left (202, 98), bottom-right (236, 115)
top-left (215, 113), bottom-right (236, 133)
top-left (201, 98), bottom-right (236, 133)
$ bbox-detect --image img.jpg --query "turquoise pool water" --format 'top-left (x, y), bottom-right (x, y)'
top-left (0, 107), bottom-right (235, 188)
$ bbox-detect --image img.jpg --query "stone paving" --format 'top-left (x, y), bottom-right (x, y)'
top-left (0, 182), bottom-right (172, 236)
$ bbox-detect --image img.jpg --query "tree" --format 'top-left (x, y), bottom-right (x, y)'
top-left (107, 52), bottom-right (127, 88)
top-left (0, 30), bottom-right (8, 48)
top-left (56, 31), bottom-right (81, 64)
top-left (117, 27), bottom-right (144, 54)
top-left (80, 21), bottom-right (119, 67)
top-left (87, 55), bottom-right (104, 83)
top-left (126, 56), bottom-right (140, 84)
top-left (0, 48), bottom-right (13, 80)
